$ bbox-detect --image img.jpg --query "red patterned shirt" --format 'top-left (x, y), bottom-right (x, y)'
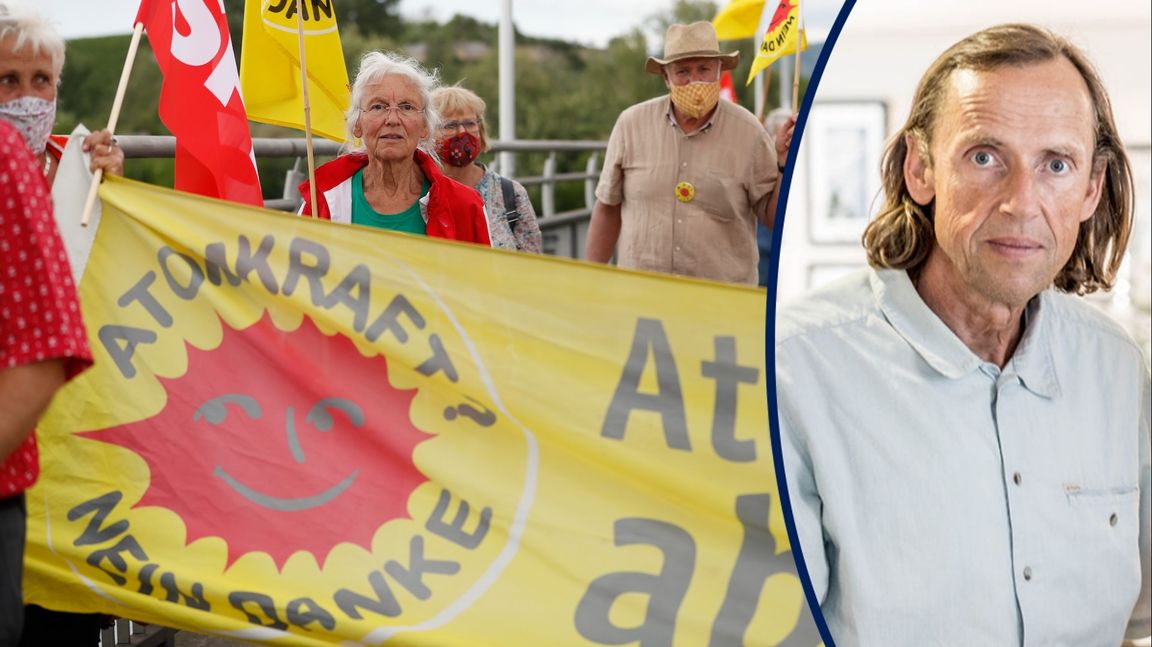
top-left (0, 120), bottom-right (92, 497)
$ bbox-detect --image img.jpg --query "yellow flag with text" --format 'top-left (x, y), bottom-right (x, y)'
top-left (26, 177), bottom-right (818, 646)
top-left (239, 0), bottom-right (349, 141)
top-left (747, 0), bottom-right (808, 84)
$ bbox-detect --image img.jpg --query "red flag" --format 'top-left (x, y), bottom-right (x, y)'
top-left (135, 0), bottom-right (262, 206)
top-left (719, 70), bottom-right (737, 103)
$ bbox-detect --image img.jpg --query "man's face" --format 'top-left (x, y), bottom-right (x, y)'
top-left (663, 57), bottom-right (721, 88)
top-left (905, 57), bottom-right (1105, 309)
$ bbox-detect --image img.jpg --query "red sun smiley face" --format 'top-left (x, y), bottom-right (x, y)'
top-left (197, 394), bottom-right (367, 511)
top-left (86, 314), bottom-right (430, 569)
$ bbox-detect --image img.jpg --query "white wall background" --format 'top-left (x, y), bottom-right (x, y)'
top-left (777, 0), bottom-right (1152, 347)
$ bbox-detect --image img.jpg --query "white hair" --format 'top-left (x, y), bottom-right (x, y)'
top-left (763, 107), bottom-right (791, 136)
top-left (346, 51), bottom-right (442, 159)
top-left (0, 0), bottom-right (65, 77)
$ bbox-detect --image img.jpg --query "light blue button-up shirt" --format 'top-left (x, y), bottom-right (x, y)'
top-left (776, 268), bottom-right (1151, 647)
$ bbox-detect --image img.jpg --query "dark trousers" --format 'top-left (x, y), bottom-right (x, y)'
top-left (0, 495), bottom-right (26, 647)
top-left (18, 605), bottom-right (105, 647)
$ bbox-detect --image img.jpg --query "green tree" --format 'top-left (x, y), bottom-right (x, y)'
top-left (336, 0), bottom-right (405, 39)
top-left (647, 0), bottom-right (720, 43)
top-left (57, 0), bottom-right (793, 209)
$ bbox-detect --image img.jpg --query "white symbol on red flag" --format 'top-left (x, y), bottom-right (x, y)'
top-left (135, 0), bottom-right (263, 206)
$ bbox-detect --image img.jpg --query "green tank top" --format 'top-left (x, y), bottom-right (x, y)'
top-left (350, 169), bottom-right (430, 235)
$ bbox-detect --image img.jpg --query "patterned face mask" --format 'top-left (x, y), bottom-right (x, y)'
top-left (0, 96), bottom-right (56, 155)
top-left (669, 81), bottom-right (721, 120)
top-left (437, 131), bottom-right (482, 168)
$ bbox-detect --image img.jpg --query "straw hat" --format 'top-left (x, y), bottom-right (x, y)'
top-left (645, 21), bottom-right (740, 75)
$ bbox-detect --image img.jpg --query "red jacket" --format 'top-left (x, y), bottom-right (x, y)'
top-left (298, 149), bottom-right (491, 246)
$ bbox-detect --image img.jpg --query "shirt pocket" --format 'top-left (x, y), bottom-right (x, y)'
top-left (692, 169), bottom-right (747, 222)
top-left (1066, 486), bottom-right (1141, 589)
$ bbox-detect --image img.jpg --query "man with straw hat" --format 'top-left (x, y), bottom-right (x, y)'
top-left (585, 21), bottom-right (783, 285)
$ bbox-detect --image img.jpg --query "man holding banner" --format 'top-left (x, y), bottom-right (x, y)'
top-left (584, 21), bottom-right (782, 286)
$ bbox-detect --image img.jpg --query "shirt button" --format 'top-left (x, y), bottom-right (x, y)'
top-left (682, 162), bottom-right (687, 167)
top-left (1109, 513), bottom-right (1118, 526)
top-left (1023, 566), bottom-right (1033, 581)
top-left (1012, 472), bottom-right (1022, 485)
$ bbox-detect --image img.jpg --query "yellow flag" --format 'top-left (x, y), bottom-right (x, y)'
top-left (240, 0), bottom-right (350, 142)
top-left (25, 176), bottom-right (820, 645)
top-left (746, 0), bottom-right (808, 85)
top-left (713, 0), bottom-right (767, 41)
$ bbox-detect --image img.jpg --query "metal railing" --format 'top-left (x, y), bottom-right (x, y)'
top-left (99, 619), bottom-right (176, 646)
top-left (116, 136), bottom-right (607, 259)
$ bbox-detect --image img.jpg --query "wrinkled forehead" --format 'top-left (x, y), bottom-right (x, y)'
top-left (0, 32), bottom-right (60, 77)
top-left (666, 56), bottom-right (721, 73)
top-left (931, 57), bottom-right (1097, 143)
top-left (360, 74), bottom-right (423, 105)
top-left (440, 106), bottom-right (479, 121)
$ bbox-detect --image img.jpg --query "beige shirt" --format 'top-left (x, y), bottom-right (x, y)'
top-left (595, 96), bottom-right (777, 285)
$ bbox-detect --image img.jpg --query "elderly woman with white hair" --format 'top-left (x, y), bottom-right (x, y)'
top-left (300, 51), bottom-right (490, 245)
top-left (0, 0), bottom-right (123, 186)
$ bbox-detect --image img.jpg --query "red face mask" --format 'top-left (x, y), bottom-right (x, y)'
top-left (437, 131), bottom-right (482, 167)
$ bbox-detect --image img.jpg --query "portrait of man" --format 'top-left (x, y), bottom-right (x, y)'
top-left (775, 19), bottom-right (1151, 647)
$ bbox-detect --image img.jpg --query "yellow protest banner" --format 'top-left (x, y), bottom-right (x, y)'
top-left (240, 0), bottom-right (350, 142)
top-left (26, 177), bottom-right (817, 645)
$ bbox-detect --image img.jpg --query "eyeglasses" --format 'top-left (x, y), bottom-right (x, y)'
top-left (439, 118), bottom-right (481, 133)
top-left (360, 101), bottom-right (424, 120)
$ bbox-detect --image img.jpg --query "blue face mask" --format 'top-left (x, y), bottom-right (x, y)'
top-left (0, 96), bottom-right (56, 154)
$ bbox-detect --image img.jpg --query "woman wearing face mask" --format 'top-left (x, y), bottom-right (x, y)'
top-left (0, 1), bottom-right (122, 189)
top-left (430, 86), bottom-right (542, 253)
top-left (299, 51), bottom-right (490, 246)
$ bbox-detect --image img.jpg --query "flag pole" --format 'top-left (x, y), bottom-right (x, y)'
top-left (756, 65), bottom-right (773, 123)
top-left (791, 0), bottom-right (803, 113)
top-left (791, 49), bottom-right (801, 112)
top-left (81, 21), bottom-right (144, 227)
top-left (295, 0), bottom-right (318, 214)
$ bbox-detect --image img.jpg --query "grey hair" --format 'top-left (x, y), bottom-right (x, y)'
top-left (346, 51), bottom-right (442, 160)
top-left (0, 0), bottom-right (66, 76)
top-left (763, 107), bottom-right (792, 136)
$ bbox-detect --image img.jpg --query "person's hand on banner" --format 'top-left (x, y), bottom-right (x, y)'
top-left (81, 129), bottom-right (124, 178)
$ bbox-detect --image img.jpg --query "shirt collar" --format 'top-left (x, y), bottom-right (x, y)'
top-left (871, 268), bottom-right (1060, 397)
top-left (1003, 296), bottom-right (1060, 398)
